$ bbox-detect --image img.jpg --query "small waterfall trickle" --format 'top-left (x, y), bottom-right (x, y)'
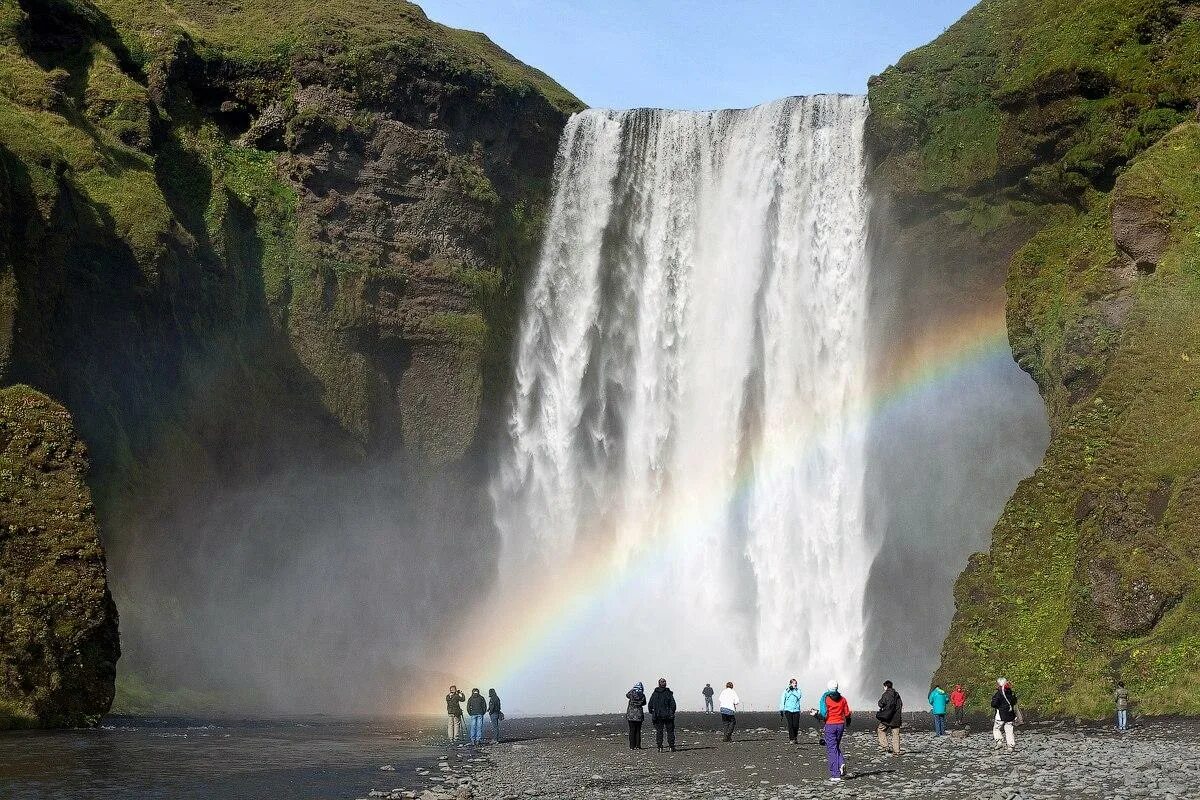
top-left (490, 96), bottom-right (871, 709)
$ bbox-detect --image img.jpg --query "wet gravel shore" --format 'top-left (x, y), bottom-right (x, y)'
top-left (366, 712), bottom-right (1200, 800)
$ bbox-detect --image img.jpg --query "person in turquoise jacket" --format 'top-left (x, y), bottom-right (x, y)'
top-left (929, 684), bottom-right (950, 736)
top-left (779, 679), bottom-right (804, 743)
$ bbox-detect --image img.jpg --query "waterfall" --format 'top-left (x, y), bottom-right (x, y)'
top-left (490, 96), bottom-right (871, 710)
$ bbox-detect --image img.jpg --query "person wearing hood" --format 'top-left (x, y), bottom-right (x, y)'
top-left (875, 680), bottom-right (902, 755)
top-left (929, 684), bottom-right (949, 736)
top-left (990, 678), bottom-right (1018, 751)
top-left (445, 685), bottom-right (466, 742)
top-left (648, 678), bottom-right (678, 752)
top-left (466, 688), bottom-right (488, 744)
top-left (718, 682), bottom-right (740, 742)
top-left (702, 683), bottom-right (715, 713)
top-left (950, 684), bottom-right (968, 727)
top-left (626, 682), bottom-right (647, 749)
top-left (487, 688), bottom-right (503, 743)
top-left (779, 679), bottom-right (804, 744)
top-left (817, 680), bottom-right (851, 781)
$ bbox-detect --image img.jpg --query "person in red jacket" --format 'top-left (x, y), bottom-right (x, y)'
top-left (950, 684), bottom-right (968, 727)
top-left (818, 680), bottom-right (852, 781)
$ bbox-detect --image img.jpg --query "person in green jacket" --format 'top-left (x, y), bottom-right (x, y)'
top-left (929, 684), bottom-right (949, 736)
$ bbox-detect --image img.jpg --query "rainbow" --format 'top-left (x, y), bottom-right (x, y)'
top-left (419, 303), bottom-right (1016, 712)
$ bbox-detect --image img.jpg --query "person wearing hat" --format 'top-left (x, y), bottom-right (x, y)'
top-left (648, 678), bottom-right (678, 751)
top-left (817, 680), bottom-right (852, 781)
top-left (626, 681), bottom-right (647, 749)
top-left (990, 678), bottom-right (1018, 750)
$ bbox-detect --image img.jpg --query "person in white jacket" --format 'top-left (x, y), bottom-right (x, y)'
top-left (718, 682), bottom-right (741, 742)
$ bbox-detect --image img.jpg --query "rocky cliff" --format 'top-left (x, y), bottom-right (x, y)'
top-left (0, 0), bottom-right (580, 723)
top-left (867, 0), bottom-right (1200, 716)
top-left (0, 384), bottom-right (118, 728)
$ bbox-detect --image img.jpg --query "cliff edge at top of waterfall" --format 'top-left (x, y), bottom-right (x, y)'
top-left (866, 0), bottom-right (1200, 718)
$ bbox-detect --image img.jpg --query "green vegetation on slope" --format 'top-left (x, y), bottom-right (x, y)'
top-left (869, 0), bottom-right (1200, 716)
top-left (94, 0), bottom-right (582, 115)
top-left (939, 125), bottom-right (1200, 716)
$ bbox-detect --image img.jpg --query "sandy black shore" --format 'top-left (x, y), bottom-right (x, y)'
top-left (372, 712), bottom-right (1200, 800)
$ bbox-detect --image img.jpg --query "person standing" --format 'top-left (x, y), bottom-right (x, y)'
top-left (1115, 681), bottom-right (1130, 732)
top-left (718, 681), bottom-right (740, 742)
top-left (950, 684), bottom-right (967, 727)
top-left (626, 682), bottom-right (647, 749)
top-left (445, 685), bottom-right (466, 742)
top-left (648, 678), bottom-right (678, 752)
top-left (820, 681), bottom-right (852, 782)
top-left (487, 688), bottom-right (503, 743)
top-left (875, 680), bottom-right (903, 755)
top-left (779, 678), bottom-right (803, 744)
top-left (702, 683), bottom-right (715, 713)
top-left (929, 684), bottom-right (949, 736)
top-left (990, 678), bottom-right (1018, 751)
top-left (466, 688), bottom-right (487, 745)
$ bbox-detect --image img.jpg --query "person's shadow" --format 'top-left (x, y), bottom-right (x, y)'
top-left (848, 768), bottom-right (897, 779)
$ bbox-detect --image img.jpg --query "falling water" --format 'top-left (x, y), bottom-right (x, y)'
top-left (491, 96), bottom-right (871, 711)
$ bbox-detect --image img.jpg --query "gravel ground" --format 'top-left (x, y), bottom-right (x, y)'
top-left (363, 713), bottom-right (1200, 800)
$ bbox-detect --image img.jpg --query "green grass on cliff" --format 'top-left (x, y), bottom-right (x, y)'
top-left (94, 0), bottom-right (582, 114)
top-left (869, 0), bottom-right (1200, 203)
top-left (935, 124), bottom-right (1200, 717)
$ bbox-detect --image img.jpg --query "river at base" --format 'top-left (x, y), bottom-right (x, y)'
top-left (0, 715), bottom-right (442, 800)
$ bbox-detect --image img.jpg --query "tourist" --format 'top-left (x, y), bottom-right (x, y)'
top-left (487, 688), bottom-right (503, 743)
top-left (876, 679), bottom-right (903, 755)
top-left (703, 683), bottom-right (715, 713)
top-left (950, 684), bottom-right (968, 726)
top-left (718, 681), bottom-right (740, 742)
top-left (446, 685), bottom-right (466, 742)
top-left (466, 688), bottom-right (488, 745)
top-left (648, 678), bottom-right (678, 752)
top-left (929, 683), bottom-right (949, 736)
top-left (779, 678), bottom-right (803, 744)
top-left (626, 681), bottom-right (647, 749)
top-left (819, 681), bottom-right (852, 781)
top-left (1115, 681), bottom-right (1130, 732)
top-left (990, 678), bottom-right (1018, 751)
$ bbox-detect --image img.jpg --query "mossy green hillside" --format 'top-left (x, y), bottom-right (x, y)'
top-left (934, 124), bottom-right (1200, 717)
top-left (868, 0), bottom-right (1200, 206)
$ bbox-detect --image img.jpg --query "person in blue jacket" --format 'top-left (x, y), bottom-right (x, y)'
top-left (815, 681), bottom-right (838, 746)
top-left (779, 678), bottom-right (804, 743)
top-left (929, 684), bottom-right (950, 736)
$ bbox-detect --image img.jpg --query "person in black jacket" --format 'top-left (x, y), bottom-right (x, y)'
top-left (466, 688), bottom-right (488, 745)
top-left (625, 682), bottom-right (647, 749)
top-left (487, 688), bottom-right (503, 743)
top-left (990, 678), bottom-right (1018, 751)
top-left (702, 683), bottom-right (715, 713)
top-left (648, 678), bottom-right (678, 752)
top-left (445, 685), bottom-right (466, 742)
top-left (875, 680), bottom-right (902, 755)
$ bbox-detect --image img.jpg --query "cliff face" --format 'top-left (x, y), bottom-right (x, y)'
top-left (867, 0), bottom-right (1200, 716)
top-left (0, 385), bottom-right (119, 728)
top-left (0, 0), bottom-right (580, 720)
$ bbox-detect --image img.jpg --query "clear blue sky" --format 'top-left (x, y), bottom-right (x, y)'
top-left (418, 0), bottom-right (977, 110)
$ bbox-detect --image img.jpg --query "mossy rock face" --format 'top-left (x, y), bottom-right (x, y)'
top-left (0, 0), bottom-right (578, 711)
top-left (0, 384), bottom-right (119, 729)
top-left (869, 0), bottom-right (1200, 717)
